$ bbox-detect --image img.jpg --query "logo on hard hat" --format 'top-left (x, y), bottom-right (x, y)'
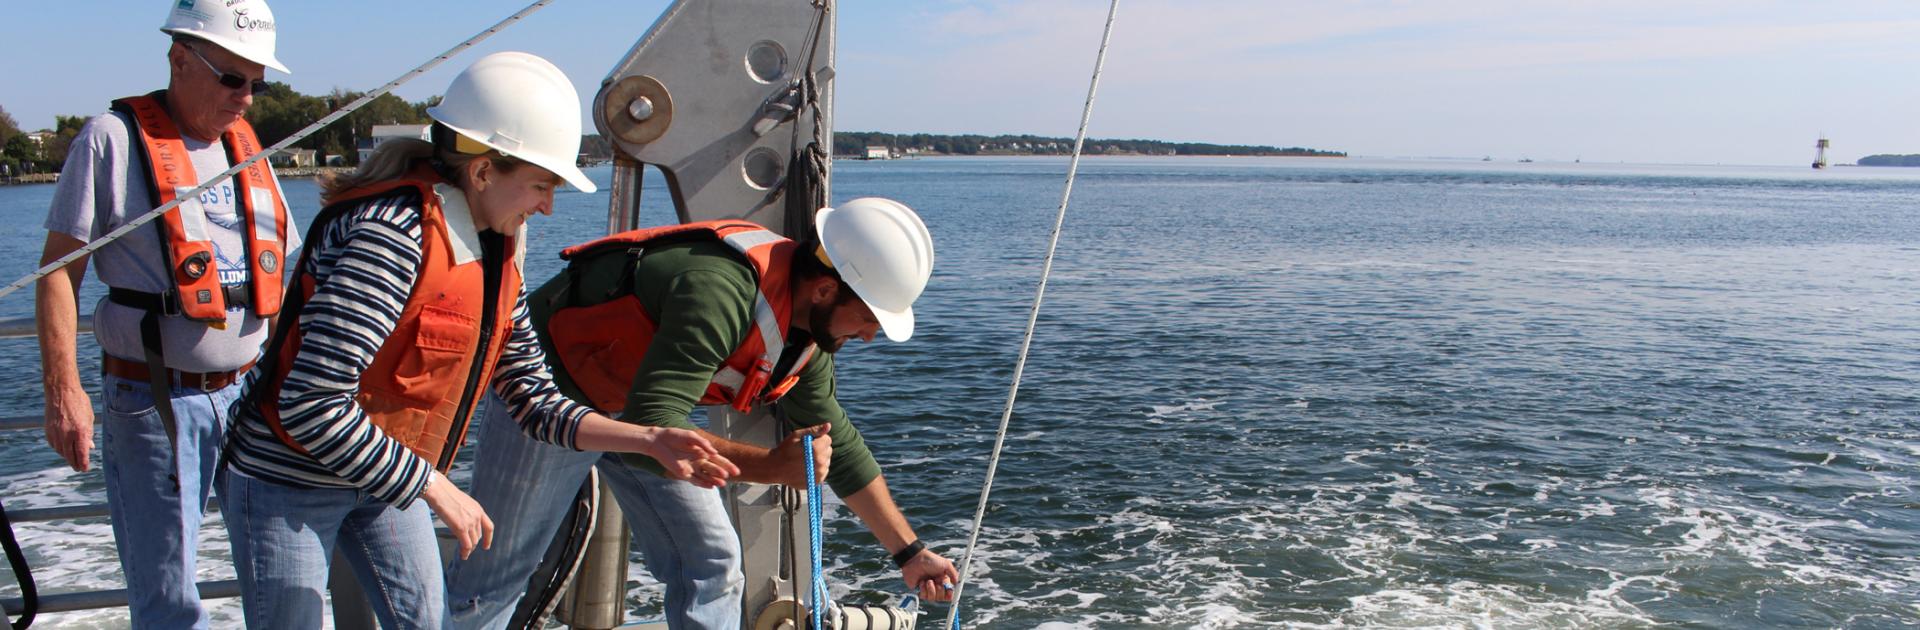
top-left (232, 8), bottom-right (274, 32)
top-left (173, 0), bottom-right (209, 21)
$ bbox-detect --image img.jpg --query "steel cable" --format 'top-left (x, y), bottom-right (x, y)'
top-left (946, 2), bottom-right (1121, 627)
top-left (0, 0), bottom-right (560, 302)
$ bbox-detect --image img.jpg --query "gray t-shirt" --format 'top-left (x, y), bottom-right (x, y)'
top-left (44, 110), bottom-right (301, 372)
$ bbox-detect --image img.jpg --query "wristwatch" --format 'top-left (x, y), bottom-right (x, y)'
top-left (891, 540), bottom-right (927, 568)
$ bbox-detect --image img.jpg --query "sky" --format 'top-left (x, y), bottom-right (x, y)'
top-left (3, 1), bottom-right (1917, 166)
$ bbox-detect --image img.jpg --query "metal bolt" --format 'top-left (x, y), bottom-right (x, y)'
top-left (627, 97), bottom-right (655, 122)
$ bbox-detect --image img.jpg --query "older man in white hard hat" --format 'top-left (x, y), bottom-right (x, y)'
top-left (35, 1), bottom-right (295, 626)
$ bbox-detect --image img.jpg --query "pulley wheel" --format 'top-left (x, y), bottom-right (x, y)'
top-left (752, 598), bottom-right (811, 630)
top-left (602, 75), bottom-right (675, 145)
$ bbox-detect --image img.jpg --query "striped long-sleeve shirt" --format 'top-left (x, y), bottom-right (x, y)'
top-left (225, 188), bottom-right (589, 507)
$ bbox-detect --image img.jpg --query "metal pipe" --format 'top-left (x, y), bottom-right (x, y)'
top-left (11, 504), bottom-right (110, 523)
top-left (607, 156), bottom-right (645, 234)
top-left (556, 476), bottom-right (629, 630)
top-left (4, 500), bottom-right (219, 523)
top-left (328, 550), bottom-right (378, 630)
top-left (0, 315), bottom-right (89, 340)
top-left (0, 579), bottom-right (240, 616)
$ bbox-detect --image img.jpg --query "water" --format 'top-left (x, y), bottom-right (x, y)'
top-left (2, 157), bottom-right (1918, 628)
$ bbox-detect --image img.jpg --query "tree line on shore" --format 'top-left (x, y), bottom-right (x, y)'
top-left (833, 131), bottom-right (1344, 158)
top-left (4, 88), bottom-right (1343, 177)
top-left (1857, 154), bottom-right (1920, 167)
top-left (0, 84), bottom-right (441, 175)
top-left (0, 105), bottom-right (83, 176)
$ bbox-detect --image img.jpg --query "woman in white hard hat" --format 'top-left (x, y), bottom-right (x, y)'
top-left (217, 51), bottom-right (739, 628)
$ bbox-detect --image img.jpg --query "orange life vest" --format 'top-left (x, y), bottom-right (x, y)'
top-left (253, 169), bottom-right (519, 471)
top-left (547, 220), bottom-right (815, 414)
top-left (111, 92), bottom-right (288, 322)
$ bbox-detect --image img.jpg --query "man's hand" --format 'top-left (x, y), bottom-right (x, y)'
top-left (901, 547), bottom-right (959, 602)
top-left (770, 424), bottom-right (832, 488)
top-left (43, 385), bottom-right (96, 472)
top-left (644, 427), bottom-right (740, 488)
top-left (420, 471), bottom-right (493, 559)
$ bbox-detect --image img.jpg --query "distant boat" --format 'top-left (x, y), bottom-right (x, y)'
top-left (1518, 158), bottom-right (1534, 163)
top-left (1812, 136), bottom-right (1830, 169)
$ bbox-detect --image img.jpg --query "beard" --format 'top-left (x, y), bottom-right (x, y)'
top-left (809, 301), bottom-right (847, 353)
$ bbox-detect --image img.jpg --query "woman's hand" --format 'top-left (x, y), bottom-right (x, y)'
top-left (420, 471), bottom-right (493, 559)
top-left (571, 413), bottom-right (739, 487)
top-left (644, 427), bottom-right (740, 488)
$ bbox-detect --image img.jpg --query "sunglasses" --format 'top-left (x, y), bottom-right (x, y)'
top-left (186, 45), bottom-right (269, 96)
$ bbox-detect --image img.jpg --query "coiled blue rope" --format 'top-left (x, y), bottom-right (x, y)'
top-left (803, 434), bottom-right (826, 630)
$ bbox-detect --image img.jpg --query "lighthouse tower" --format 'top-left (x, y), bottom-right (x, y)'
top-left (1812, 136), bottom-right (1830, 169)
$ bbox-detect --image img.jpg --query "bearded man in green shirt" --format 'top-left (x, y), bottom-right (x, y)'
top-left (444, 198), bottom-right (957, 630)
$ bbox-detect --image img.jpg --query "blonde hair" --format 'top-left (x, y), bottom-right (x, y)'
top-left (319, 136), bottom-right (527, 205)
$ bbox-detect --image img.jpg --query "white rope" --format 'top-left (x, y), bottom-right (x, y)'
top-left (0, 0), bottom-right (559, 302)
top-left (946, 1), bottom-right (1120, 626)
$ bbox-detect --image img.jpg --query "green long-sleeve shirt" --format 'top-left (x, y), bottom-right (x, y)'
top-left (530, 239), bottom-right (881, 496)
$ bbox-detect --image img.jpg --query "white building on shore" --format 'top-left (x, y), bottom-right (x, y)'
top-left (358, 124), bottom-right (432, 162)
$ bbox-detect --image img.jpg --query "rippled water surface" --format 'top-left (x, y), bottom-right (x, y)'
top-left (2, 157), bottom-right (1918, 628)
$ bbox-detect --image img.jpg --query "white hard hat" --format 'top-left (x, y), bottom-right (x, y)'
top-left (815, 198), bottom-right (934, 342)
top-left (427, 52), bottom-right (596, 193)
top-left (161, 0), bottom-right (289, 74)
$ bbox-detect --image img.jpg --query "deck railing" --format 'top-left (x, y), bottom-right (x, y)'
top-left (0, 313), bottom-right (648, 629)
top-left (0, 315), bottom-right (380, 628)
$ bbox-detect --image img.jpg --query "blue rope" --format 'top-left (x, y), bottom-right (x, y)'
top-left (803, 434), bottom-right (825, 630)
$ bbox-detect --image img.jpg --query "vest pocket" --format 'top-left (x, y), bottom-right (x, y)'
top-left (549, 296), bottom-right (652, 413)
top-left (378, 305), bottom-right (479, 405)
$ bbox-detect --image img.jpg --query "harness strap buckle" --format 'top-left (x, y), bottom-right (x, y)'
top-left (159, 289), bottom-right (184, 318)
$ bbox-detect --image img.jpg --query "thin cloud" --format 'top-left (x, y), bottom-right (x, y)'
top-left (898, 2), bottom-right (1920, 79)
top-left (838, 0), bottom-right (1920, 163)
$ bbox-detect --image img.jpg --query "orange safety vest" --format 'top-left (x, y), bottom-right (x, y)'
top-left (252, 169), bottom-right (519, 471)
top-left (112, 92), bottom-right (288, 321)
top-left (547, 220), bottom-right (815, 414)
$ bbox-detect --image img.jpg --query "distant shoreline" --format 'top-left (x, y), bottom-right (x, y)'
top-left (831, 131), bottom-right (1345, 160)
top-left (1857, 154), bottom-right (1920, 167)
top-left (0, 174), bottom-right (59, 186)
top-left (829, 152), bottom-right (1348, 159)
top-left (274, 166), bottom-right (354, 179)
top-left (5, 157), bottom-right (1360, 187)
top-left (0, 166), bottom-right (352, 187)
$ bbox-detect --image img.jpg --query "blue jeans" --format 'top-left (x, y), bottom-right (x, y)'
top-left (99, 373), bottom-right (239, 630)
top-left (217, 469), bottom-right (444, 629)
top-left (444, 396), bottom-right (743, 630)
